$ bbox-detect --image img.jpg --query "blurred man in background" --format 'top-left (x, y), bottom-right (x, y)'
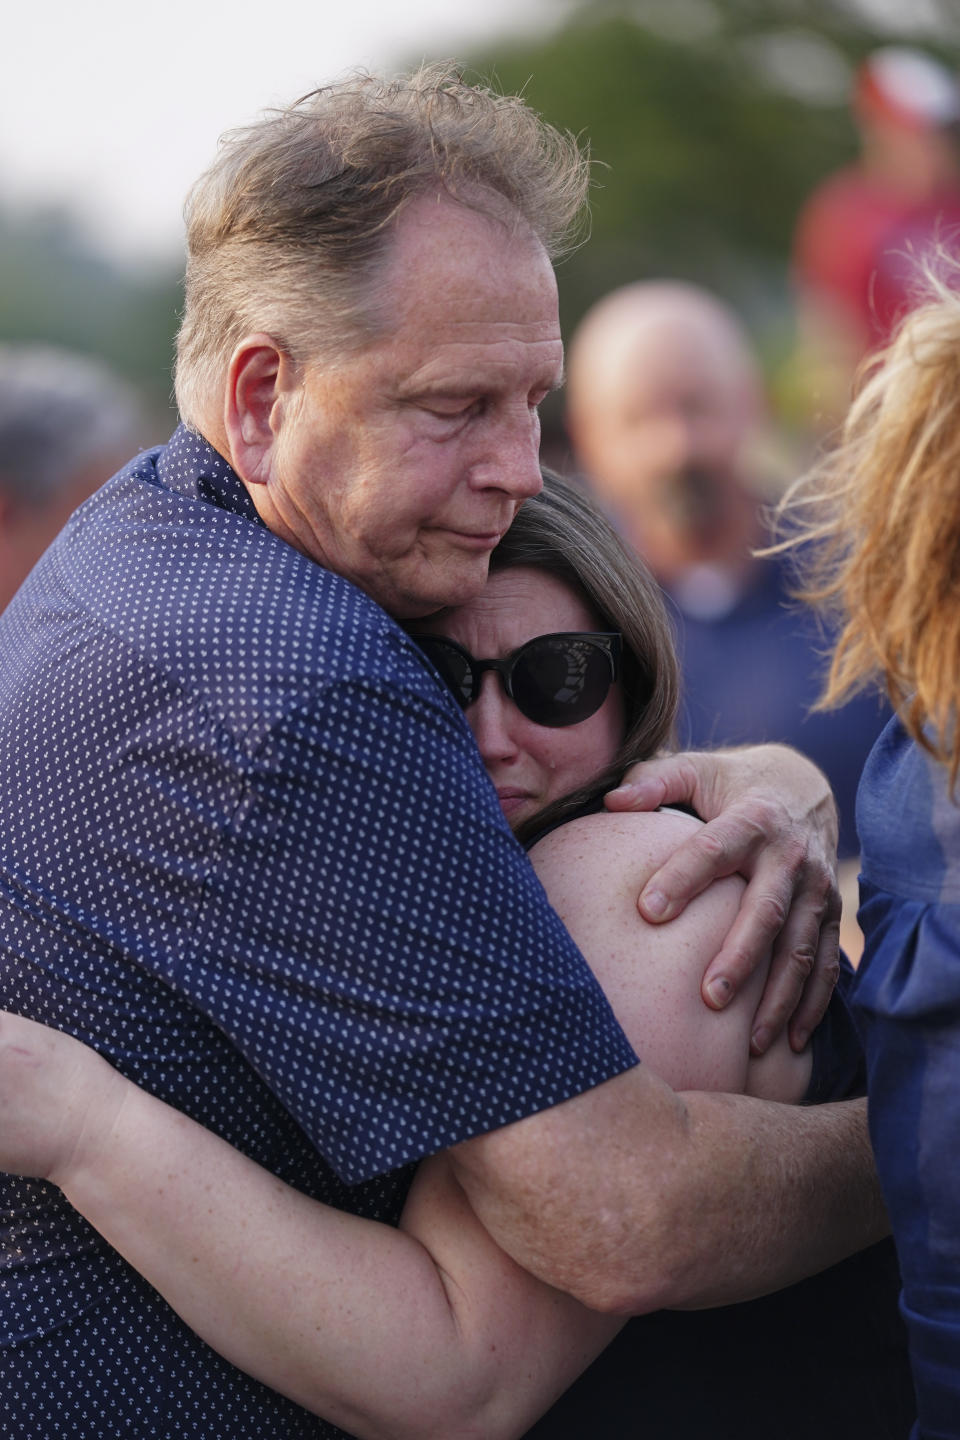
top-left (0, 345), bottom-right (145, 612)
top-left (566, 280), bottom-right (887, 866)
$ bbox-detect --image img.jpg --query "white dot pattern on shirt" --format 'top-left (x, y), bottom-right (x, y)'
top-left (0, 426), bottom-right (638, 1436)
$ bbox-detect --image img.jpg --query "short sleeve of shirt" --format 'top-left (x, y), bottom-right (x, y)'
top-left (185, 636), bottom-right (638, 1183)
top-left (0, 427), bottom-right (636, 1188)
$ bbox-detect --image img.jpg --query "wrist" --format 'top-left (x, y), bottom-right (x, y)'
top-left (48, 1050), bottom-right (133, 1193)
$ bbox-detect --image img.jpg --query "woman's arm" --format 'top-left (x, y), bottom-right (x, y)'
top-left (0, 811), bottom-right (814, 1435)
top-left (0, 1010), bottom-right (618, 1440)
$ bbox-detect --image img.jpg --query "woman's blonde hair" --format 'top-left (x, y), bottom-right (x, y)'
top-left (775, 254), bottom-right (960, 787)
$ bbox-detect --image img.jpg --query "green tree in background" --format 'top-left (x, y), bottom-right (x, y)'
top-left (0, 208), bottom-right (181, 434)
top-left (460, 0), bottom-right (959, 434)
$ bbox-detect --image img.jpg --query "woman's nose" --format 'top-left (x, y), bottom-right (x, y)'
top-left (466, 673), bottom-right (520, 761)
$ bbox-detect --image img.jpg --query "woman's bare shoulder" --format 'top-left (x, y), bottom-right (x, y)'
top-left (529, 806), bottom-right (811, 1102)
top-left (528, 806), bottom-right (741, 944)
top-left (528, 807), bottom-right (710, 895)
top-left (529, 809), bottom-right (754, 1090)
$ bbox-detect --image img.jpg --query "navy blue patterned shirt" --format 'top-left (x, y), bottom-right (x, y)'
top-left (0, 425), bottom-right (638, 1439)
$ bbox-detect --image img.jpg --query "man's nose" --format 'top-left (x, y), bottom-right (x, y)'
top-left (470, 408), bottom-right (543, 499)
top-left (467, 674), bottom-right (520, 761)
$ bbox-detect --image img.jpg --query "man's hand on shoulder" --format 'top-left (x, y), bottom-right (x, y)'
top-left (605, 744), bottom-right (841, 1054)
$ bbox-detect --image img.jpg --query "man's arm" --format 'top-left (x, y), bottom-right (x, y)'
top-left (447, 803), bottom-right (866, 1318)
top-left (450, 1072), bottom-right (884, 1315)
top-left (606, 744), bottom-right (842, 1053)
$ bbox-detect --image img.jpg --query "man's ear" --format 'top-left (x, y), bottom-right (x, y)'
top-left (223, 335), bottom-right (300, 487)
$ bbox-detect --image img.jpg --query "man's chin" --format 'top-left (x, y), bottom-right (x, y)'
top-left (391, 561), bottom-right (492, 619)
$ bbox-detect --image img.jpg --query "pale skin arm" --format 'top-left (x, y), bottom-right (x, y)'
top-left (607, 744), bottom-right (842, 1054)
top-left (0, 1018), bottom-right (618, 1440)
top-left (0, 814), bottom-right (879, 1436)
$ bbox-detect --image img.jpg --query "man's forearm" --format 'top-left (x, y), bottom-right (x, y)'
top-left (667, 1089), bottom-right (884, 1311)
top-left (451, 1067), bottom-right (885, 1315)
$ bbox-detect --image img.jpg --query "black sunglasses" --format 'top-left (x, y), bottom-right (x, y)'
top-left (416, 631), bottom-right (622, 729)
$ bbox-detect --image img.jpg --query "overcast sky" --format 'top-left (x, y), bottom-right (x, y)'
top-left (1, 0), bottom-right (568, 266)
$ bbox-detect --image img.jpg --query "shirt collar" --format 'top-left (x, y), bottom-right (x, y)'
top-left (156, 422), bottom-right (263, 525)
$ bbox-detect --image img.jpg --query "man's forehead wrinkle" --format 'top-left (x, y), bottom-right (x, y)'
top-left (386, 306), bottom-right (560, 338)
top-left (395, 334), bottom-right (564, 389)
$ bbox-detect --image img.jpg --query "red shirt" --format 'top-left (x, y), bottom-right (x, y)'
top-left (793, 165), bottom-right (960, 348)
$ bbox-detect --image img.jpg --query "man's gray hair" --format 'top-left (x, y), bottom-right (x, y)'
top-left (174, 63), bottom-right (590, 425)
top-left (0, 346), bottom-right (143, 509)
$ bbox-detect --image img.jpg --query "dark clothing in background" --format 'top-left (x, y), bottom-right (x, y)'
top-left (672, 554), bottom-right (889, 858)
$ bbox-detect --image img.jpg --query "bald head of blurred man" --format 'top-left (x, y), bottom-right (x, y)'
top-left (566, 282), bottom-right (766, 594)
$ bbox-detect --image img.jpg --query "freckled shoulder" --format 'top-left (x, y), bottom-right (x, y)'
top-left (528, 808), bottom-right (706, 914)
top-left (527, 809), bottom-right (760, 1094)
top-left (528, 808), bottom-right (812, 1102)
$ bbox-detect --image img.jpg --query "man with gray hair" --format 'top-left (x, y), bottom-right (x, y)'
top-left (0, 68), bottom-right (879, 1438)
top-left (0, 345), bottom-right (145, 611)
